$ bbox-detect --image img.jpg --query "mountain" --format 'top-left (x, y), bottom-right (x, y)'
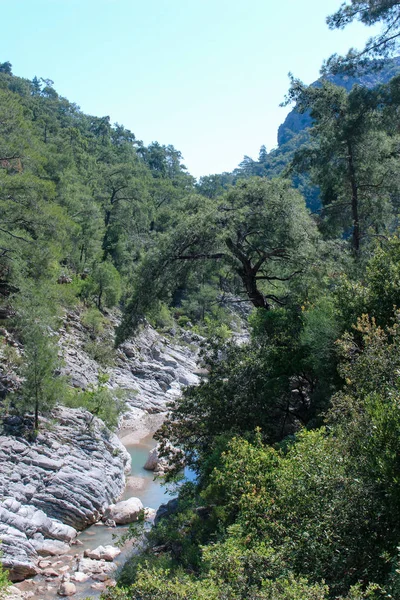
top-left (277, 56), bottom-right (400, 146)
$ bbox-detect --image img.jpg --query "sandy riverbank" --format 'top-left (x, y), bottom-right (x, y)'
top-left (118, 407), bottom-right (166, 447)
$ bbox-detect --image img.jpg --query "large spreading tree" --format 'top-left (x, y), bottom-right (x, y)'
top-left (117, 177), bottom-right (318, 341)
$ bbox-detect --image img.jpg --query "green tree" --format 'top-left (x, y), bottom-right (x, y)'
top-left (287, 79), bottom-right (400, 254)
top-left (196, 173), bottom-right (233, 199)
top-left (12, 286), bottom-right (66, 431)
top-left (66, 373), bottom-right (126, 430)
top-left (83, 261), bottom-right (122, 310)
top-left (333, 233), bottom-right (400, 330)
top-left (325, 1), bottom-right (400, 73)
top-left (0, 62), bottom-right (12, 75)
top-left (118, 178), bottom-right (318, 340)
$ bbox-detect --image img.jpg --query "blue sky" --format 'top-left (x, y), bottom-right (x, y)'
top-left (2, 0), bottom-right (379, 177)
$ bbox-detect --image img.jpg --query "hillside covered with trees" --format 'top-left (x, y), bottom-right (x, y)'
top-left (3, 0), bottom-right (400, 598)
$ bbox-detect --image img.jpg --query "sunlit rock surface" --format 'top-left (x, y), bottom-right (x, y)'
top-left (0, 407), bottom-right (130, 581)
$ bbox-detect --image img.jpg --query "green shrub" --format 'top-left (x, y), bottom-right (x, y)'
top-left (81, 307), bottom-right (106, 336)
top-left (83, 339), bottom-right (116, 368)
top-left (177, 314), bottom-right (191, 328)
top-left (0, 551), bottom-right (10, 599)
top-left (147, 302), bottom-right (174, 331)
top-left (65, 374), bottom-right (126, 430)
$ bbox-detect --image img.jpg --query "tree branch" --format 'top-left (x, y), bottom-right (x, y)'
top-left (0, 227), bottom-right (32, 242)
top-left (173, 253), bottom-right (226, 261)
top-left (255, 271), bottom-right (302, 281)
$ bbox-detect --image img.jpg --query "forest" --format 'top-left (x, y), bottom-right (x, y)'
top-left (2, 0), bottom-right (400, 598)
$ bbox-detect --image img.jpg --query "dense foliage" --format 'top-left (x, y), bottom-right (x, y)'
top-left (112, 245), bottom-right (400, 598)
top-left (0, 64), bottom-right (201, 426)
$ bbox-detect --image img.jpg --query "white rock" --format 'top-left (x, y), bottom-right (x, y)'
top-left (59, 565), bottom-right (70, 574)
top-left (31, 539), bottom-right (70, 557)
top-left (76, 557), bottom-right (116, 575)
top-left (104, 498), bottom-right (143, 525)
top-left (90, 582), bottom-right (106, 591)
top-left (71, 572), bottom-right (89, 583)
top-left (144, 507), bottom-right (157, 522)
top-left (84, 545), bottom-right (120, 561)
top-left (0, 406), bottom-right (129, 581)
top-left (143, 443), bottom-right (180, 473)
top-left (5, 586), bottom-right (23, 599)
top-left (57, 581), bottom-right (76, 596)
top-left (143, 447), bottom-right (159, 471)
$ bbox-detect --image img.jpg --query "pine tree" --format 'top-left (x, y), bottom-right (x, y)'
top-left (13, 285), bottom-right (65, 431)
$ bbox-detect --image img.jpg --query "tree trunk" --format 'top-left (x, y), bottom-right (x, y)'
top-left (34, 400), bottom-right (39, 431)
top-left (240, 266), bottom-right (269, 309)
top-left (97, 288), bottom-right (103, 311)
top-left (104, 209), bottom-right (111, 228)
top-left (225, 238), bottom-right (269, 309)
top-left (347, 140), bottom-right (360, 255)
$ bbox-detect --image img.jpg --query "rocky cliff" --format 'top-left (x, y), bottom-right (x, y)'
top-left (60, 311), bottom-right (200, 439)
top-left (0, 407), bottom-right (130, 581)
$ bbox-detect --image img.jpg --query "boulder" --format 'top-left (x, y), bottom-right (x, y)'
top-left (71, 572), bottom-right (89, 583)
top-left (91, 582), bottom-right (106, 591)
top-left (31, 539), bottom-right (70, 557)
top-left (76, 557), bottom-right (116, 576)
top-left (143, 443), bottom-right (182, 473)
top-left (155, 498), bottom-right (179, 526)
top-left (143, 447), bottom-right (159, 471)
top-left (103, 519), bottom-right (116, 528)
top-left (59, 565), bottom-right (70, 574)
top-left (84, 545), bottom-right (121, 561)
top-left (57, 581), bottom-right (76, 596)
top-left (42, 567), bottom-right (59, 578)
top-left (104, 498), bottom-right (143, 525)
top-left (91, 572), bottom-right (110, 582)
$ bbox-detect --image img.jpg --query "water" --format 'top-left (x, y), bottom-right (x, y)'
top-left (122, 434), bottom-right (174, 508)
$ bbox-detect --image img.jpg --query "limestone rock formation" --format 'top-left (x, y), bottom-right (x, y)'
top-left (60, 313), bottom-right (200, 416)
top-left (0, 315), bottom-right (200, 588)
top-left (0, 407), bottom-right (130, 581)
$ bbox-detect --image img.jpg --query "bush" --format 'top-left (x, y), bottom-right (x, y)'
top-left (147, 302), bottom-right (174, 331)
top-left (0, 555), bottom-right (9, 599)
top-left (177, 314), bottom-right (191, 328)
top-left (81, 307), bottom-right (106, 336)
top-left (65, 374), bottom-right (126, 430)
top-left (83, 339), bottom-right (116, 368)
